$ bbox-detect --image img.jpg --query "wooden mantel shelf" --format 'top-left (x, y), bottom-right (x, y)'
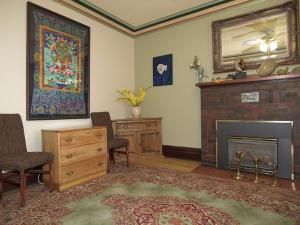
top-left (196, 74), bottom-right (300, 88)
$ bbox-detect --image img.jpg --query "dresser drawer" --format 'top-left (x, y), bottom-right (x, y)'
top-left (61, 156), bottom-right (106, 184)
top-left (116, 121), bottom-right (158, 132)
top-left (60, 129), bottom-right (105, 148)
top-left (144, 121), bottom-right (159, 131)
top-left (60, 143), bottom-right (106, 165)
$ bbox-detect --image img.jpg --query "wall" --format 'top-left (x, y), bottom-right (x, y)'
top-left (0, 0), bottom-right (134, 151)
top-left (134, 0), bottom-right (292, 149)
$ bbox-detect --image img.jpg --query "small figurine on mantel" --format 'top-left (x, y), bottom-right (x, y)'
top-left (276, 67), bottom-right (289, 75)
top-left (234, 56), bottom-right (247, 79)
top-left (190, 56), bottom-right (208, 83)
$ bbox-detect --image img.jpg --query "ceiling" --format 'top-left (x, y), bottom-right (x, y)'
top-left (61, 0), bottom-right (252, 36)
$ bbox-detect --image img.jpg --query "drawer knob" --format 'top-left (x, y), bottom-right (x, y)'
top-left (98, 162), bottom-right (103, 167)
top-left (146, 123), bottom-right (151, 127)
top-left (66, 153), bottom-right (73, 159)
top-left (123, 124), bottom-right (128, 129)
top-left (97, 147), bottom-right (102, 152)
top-left (66, 171), bottom-right (74, 176)
top-left (66, 137), bottom-right (73, 143)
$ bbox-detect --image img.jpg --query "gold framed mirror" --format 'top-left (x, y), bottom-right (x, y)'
top-left (212, 1), bottom-right (299, 74)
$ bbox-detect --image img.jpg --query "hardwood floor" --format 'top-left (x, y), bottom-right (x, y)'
top-left (130, 152), bottom-right (201, 172)
top-left (130, 152), bottom-right (299, 192)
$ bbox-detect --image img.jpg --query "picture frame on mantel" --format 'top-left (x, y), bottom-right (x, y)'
top-left (27, 2), bottom-right (90, 120)
top-left (212, 1), bottom-right (299, 74)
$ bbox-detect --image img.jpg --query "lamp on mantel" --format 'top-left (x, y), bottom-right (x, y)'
top-left (190, 56), bottom-right (208, 83)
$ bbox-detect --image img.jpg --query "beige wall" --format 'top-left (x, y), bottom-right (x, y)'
top-left (0, 0), bottom-right (134, 151)
top-left (134, 0), bottom-right (291, 148)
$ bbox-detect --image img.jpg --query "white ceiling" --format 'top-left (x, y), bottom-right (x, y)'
top-left (86, 0), bottom-right (213, 27)
top-left (62, 0), bottom-right (252, 35)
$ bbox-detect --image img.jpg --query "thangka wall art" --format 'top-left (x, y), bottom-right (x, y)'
top-left (153, 54), bottom-right (173, 86)
top-left (27, 2), bottom-right (90, 120)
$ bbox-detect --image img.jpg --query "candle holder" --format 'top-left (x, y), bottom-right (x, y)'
top-left (252, 155), bottom-right (261, 183)
top-left (272, 164), bottom-right (279, 187)
top-left (235, 151), bottom-right (245, 180)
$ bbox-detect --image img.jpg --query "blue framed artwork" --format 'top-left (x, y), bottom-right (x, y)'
top-left (153, 54), bottom-right (173, 86)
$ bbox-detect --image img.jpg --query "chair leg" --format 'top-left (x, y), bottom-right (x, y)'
top-left (48, 163), bottom-right (53, 192)
top-left (126, 146), bottom-right (129, 167)
top-left (111, 150), bottom-right (115, 164)
top-left (0, 169), bottom-right (2, 200)
top-left (20, 169), bottom-right (26, 207)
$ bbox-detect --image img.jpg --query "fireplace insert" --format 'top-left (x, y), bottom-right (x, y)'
top-left (216, 120), bottom-right (293, 180)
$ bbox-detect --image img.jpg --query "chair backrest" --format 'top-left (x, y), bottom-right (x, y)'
top-left (0, 114), bottom-right (27, 155)
top-left (91, 112), bottom-right (114, 139)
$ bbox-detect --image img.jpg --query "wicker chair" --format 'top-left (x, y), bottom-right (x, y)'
top-left (0, 114), bottom-right (53, 207)
top-left (91, 112), bottom-right (129, 171)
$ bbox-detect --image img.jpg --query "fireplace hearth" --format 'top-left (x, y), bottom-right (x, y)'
top-left (216, 120), bottom-right (293, 180)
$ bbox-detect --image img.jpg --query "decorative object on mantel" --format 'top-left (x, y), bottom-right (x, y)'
top-left (117, 87), bottom-right (150, 119)
top-left (189, 56), bottom-right (208, 83)
top-left (196, 74), bottom-right (300, 88)
top-left (291, 66), bottom-right (300, 74)
top-left (276, 67), bottom-right (289, 75)
top-left (257, 60), bottom-right (277, 77)
top-left (153, 54), bottom-right (173, 86)
top-left (233, 56), bottom-right (247, 79)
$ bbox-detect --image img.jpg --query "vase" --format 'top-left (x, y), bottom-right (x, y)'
top-left (131, 106), bottom-right (141, 119)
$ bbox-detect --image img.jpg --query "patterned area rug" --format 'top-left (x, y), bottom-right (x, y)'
top-left (0, 162), bottom-right (299, 225)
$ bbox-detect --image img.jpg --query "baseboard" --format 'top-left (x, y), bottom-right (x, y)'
top-left (162, 145), bottom-right (201, 161)
top-left (201, 160), bottom-right (216, 167)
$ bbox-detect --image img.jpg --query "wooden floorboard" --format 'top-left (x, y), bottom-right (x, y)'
top-left (130, 152), bottom-right (201, 172)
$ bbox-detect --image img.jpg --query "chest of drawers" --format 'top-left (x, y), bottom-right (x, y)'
top-left (42, 127), bottom-right (107, 192)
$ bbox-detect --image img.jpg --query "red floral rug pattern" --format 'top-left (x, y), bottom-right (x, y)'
top-left (0, 162), bottom-right (299, 224)
top-left (104, 194), bottom-right (241, 225)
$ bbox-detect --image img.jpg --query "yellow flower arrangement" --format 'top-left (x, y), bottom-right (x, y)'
top-left (117, 87), bottom-right (150, 106)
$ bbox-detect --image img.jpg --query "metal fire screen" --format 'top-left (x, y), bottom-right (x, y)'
top-left (228, 137), bottom-right (278, 172)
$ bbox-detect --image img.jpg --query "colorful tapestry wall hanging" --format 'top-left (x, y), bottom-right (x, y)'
top-left (27, 2), bottom-right (90, 120)
top-left (153, 54), bottom-right (173, 86)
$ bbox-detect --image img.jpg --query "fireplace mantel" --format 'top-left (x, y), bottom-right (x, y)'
top-left (196, 74), bottom-right (300, 88)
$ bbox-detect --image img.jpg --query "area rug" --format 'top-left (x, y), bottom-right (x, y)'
top-left (0, 162), bottom-right (299, 225)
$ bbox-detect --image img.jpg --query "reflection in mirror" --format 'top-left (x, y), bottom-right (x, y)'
top-left (221, 13), bottom-right (288, 63)
top-left (212, 1), bottom-right (298, 74)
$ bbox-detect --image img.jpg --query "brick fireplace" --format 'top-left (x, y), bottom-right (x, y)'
top-left (197, 74), bottom-right (300, 178)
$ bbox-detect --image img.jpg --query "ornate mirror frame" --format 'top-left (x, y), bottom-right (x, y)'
top-left (212, 1), bottom-right (299, 74)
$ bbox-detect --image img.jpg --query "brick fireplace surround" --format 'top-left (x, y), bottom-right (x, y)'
top-left (197, 74), bottom-right (300, 178)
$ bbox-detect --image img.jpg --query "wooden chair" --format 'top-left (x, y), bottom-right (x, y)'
top-left (91, 112), bottom-right (129, 171)
top-left (0, 114), bottom-right (53, 207)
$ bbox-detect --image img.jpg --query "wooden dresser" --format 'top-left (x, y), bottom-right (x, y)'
top-left (112, 117), bottom-right (162, 154)
top-left (42, 127), bottom-right (107, 192)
